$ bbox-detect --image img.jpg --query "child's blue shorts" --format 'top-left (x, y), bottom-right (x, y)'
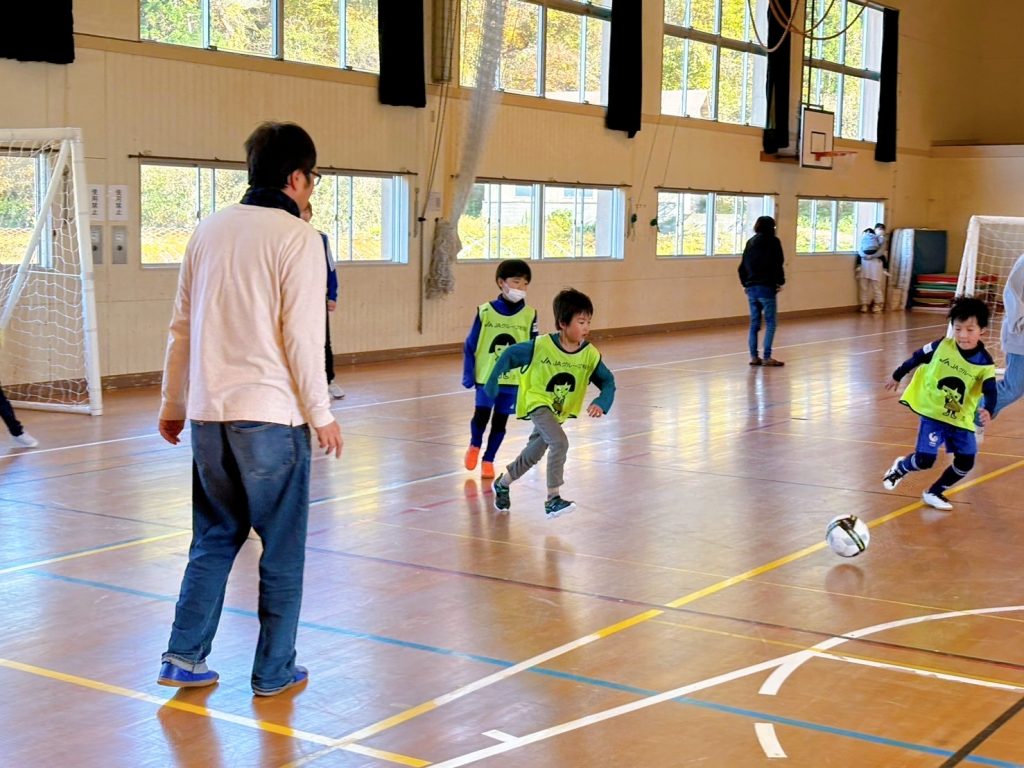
top-left (914, 415), bottom-right (976, 456)
top-left (475, 385), bottom-right (516, 415)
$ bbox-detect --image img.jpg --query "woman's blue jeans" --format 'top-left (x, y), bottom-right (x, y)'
top-left (746, 285), bottom-right (778, 359)
top-left (163, 420), bottom-right (311, 692)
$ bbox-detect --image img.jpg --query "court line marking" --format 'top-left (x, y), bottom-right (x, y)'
top-left (0, 531), bottom-right (189, 576)
top-left (294, 457), bottom-right (1024, 766)
top-left (755, 723), bottom-right (787, 758)
top-left (482, 730), bottom-right (516, 743)
top-left (0, 321), bottom-right (943, 461)
top-left (0, 657), bottom-right (428, 767)
top-left (20, 568), bottom-right (1024, 768)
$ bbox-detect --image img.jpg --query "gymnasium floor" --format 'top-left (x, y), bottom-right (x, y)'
top-left (3, 310), bottom-right (1024, 767)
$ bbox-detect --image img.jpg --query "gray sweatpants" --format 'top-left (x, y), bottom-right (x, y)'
top-left (504, 407), bottom-right (569, 491)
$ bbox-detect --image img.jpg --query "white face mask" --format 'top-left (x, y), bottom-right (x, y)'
top-left (504, 287), bottom-right (527, 303)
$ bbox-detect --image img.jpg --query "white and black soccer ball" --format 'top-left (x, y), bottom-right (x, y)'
top-left (825, 515), bottom-right (870, 557)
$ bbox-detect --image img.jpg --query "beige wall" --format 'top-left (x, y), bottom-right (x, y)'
top-left (0, 0), bottom-right (1004, 378)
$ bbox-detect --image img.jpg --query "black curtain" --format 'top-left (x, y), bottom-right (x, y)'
top-left (0, 2), bottom-right (74, 64)
top-left (377, 0), bottom-right (426, 108)
top-left (762, 0), bottom-right (790, 154)
top-left (605, 0), bottom-right (642, 138)
top-left (875, 8), bottom-right (899, 163)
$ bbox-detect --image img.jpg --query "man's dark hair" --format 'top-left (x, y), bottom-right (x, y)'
top-left (496, 259), bottom-right (531, 283)
top-left (874, 222), bottom-right (886, 230)
top-left (948, 295), bottom-right (990, 328)
top-left (753, 216), bottom-right (776, 235)
top-left (553, 288), bottom-right (593, 328)
top-left (244, 122), bottom-right (317, 189)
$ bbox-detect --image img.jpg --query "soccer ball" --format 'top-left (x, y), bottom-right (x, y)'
top-left (825, 515), bottom-right (870, 557)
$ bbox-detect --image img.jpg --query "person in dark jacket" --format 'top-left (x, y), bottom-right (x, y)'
top-left (738, 216), bottom-right (786, 366)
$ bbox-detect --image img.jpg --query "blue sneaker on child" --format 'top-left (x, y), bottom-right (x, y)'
top-left (157, 661), bottom-right (219, 688)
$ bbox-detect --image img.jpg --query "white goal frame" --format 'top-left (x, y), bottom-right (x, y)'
top-left (0, 127), bottom-right (103, 415)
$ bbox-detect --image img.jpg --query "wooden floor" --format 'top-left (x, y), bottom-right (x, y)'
top-left (4, 311), bottom-right (1024, 767)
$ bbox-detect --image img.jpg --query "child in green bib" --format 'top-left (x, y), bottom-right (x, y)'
top-left (882, 296), bottom-right (996, 510)
top-left (462, 259), bottom-right (538, 479)
top-left (485, 288), bottom-right (616, 518)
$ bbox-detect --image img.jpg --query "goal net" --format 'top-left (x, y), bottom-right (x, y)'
top-left (955, 215), bottom-right (1024, 370)
top-left (0, 128), bottom-right (102, 414)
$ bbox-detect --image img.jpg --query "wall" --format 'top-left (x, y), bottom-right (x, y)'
top-left (0, 0), bottom-right (996, 378)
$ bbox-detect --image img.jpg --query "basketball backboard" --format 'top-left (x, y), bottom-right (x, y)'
top-left (800, 107), bottom-right (835, 169)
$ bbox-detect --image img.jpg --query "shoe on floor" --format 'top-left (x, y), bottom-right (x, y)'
top-left (157, 661), bottom-right (219, 688)
top-left (922, 491), bottom-right (953, 510)
top-left (12, 432), bottom-right (38, 448)
top-left (253, 665), bottom-right (308, 697)
top-left (859, 305), bottom-right (869, 313)
top-left (749, 357), bottom-right (762, 366)
top-left (328, 382), bottom-right (345, 399)
top-left (492, 474), bottom-right (511, 512)
top-left (544, 496), bottom-right (576, 519)
top-left (464, 444), bottom-right (480, 471)
top-left (871, 305), bottom-right (883, 313)
top-left (882, 457), bottom-right (906, 491)
top-left (480, 460), bottom-right (495, 479)
top-left (761, 358), bottom-right (785, 367)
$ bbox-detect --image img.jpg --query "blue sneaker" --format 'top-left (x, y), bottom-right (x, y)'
top-left (157, 661), bottom-right (219, 688)
top-left (544, 496), bottom-right (576, 519)
top-left (253, 665), bottom-right (308, 697)
top-left (492, 475), bottom-right (511, 512)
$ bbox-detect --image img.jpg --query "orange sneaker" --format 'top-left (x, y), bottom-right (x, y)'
top-left (464, 445), bottom-right (480, 470)
top-left (480, 461), bottom-right (495, 479)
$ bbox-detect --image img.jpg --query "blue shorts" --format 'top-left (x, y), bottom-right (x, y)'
top-left (914, 416), bottom-right (976, 456)
top-left (475, 385), bottom-right (517, 415)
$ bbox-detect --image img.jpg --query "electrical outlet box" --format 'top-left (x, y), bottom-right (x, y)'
top-left (112, 225), bottom-right (127, 265)
top-left (90, 225), bottom-right (103, 265)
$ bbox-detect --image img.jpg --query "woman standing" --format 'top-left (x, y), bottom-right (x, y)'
top-left (738, 216), bottom-right (786, 367)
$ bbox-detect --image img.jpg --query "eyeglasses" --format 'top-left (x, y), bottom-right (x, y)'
top-left (308, 170), bottom-right (322, 187)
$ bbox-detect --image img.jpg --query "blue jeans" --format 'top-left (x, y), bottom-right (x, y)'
top-left (745, 285), bottom-right (778, 359)
top-left (995, 353), bottom-right (1024, 418)
top-left (163, 420), bottom-right (311, 692)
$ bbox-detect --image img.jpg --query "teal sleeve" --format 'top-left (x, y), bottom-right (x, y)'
top-left (484, 340), bottom-right (534, 399)
top-left (589, 359), bottom-right (616, 414)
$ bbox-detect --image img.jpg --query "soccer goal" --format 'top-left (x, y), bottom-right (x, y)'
top-left (0, 127), bottom-right (102, 415)
top-left (955, 215), bottom-right (1024, 370)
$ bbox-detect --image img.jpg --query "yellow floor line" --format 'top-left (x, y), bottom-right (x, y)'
top-left (0, 657), bottom-right (429, 767)
top-left (288, 458), bottom-right (1024, 766)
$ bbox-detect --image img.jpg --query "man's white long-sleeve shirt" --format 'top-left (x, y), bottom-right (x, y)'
top-left (160, 203), bottom-right (333, 429)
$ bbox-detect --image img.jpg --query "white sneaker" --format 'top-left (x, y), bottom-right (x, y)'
top-left (13, 432), bottom-right (38, 448)
top-left (922, 491), bottom-right (953, 510)
top-left (882, 457), bottom-right (906, 490)
top-left (328, 382), bottom-right (345, 399)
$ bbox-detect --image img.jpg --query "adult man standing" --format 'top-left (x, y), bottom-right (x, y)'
top-left (157, 122), bottom-right (343, 697)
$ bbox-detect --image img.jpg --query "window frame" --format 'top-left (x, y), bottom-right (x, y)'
top-left (661, 0), bottom-right (769, 125)
top-left (459, 0), bottom-right (613, 105)
top-left (795, 197), bottom-right (885, 255)
top-left (139, 160), bottom-right (409, 267)
top-left (457, 179), bottom-right (626, 262)
top-left (802, 0), bottom-right (883, 141)
top-left (655, 188), bottom-right (776, 258)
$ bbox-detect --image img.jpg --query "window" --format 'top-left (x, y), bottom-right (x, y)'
top-left (308, 172), bottom-right (409, 263)
top-left (662, 0), bottom-right (768, 125)
top-left (458, 182), bottom-right (625, 261)
top-left (139, 0), bottom-right (380, 72)
top-left (656, 190), bottom-right (775, 257)
top-left (803, 0), bottom-right (883, 141)
top-left (0, 154), bottom-right (53, 267)
top-left (140, 163), bottom-right (408, 265)
top-left (460, 0), bottom-right (611, 105)
top-left (796, 198), bottom-right (884, 254)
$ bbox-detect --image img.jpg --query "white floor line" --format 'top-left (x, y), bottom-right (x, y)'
top-left (482, 730), bottom-right (517, 742)
top-left (1, 322), bottom-right (942, 461)
top-left (755, 723), bottom-right (787, 758)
